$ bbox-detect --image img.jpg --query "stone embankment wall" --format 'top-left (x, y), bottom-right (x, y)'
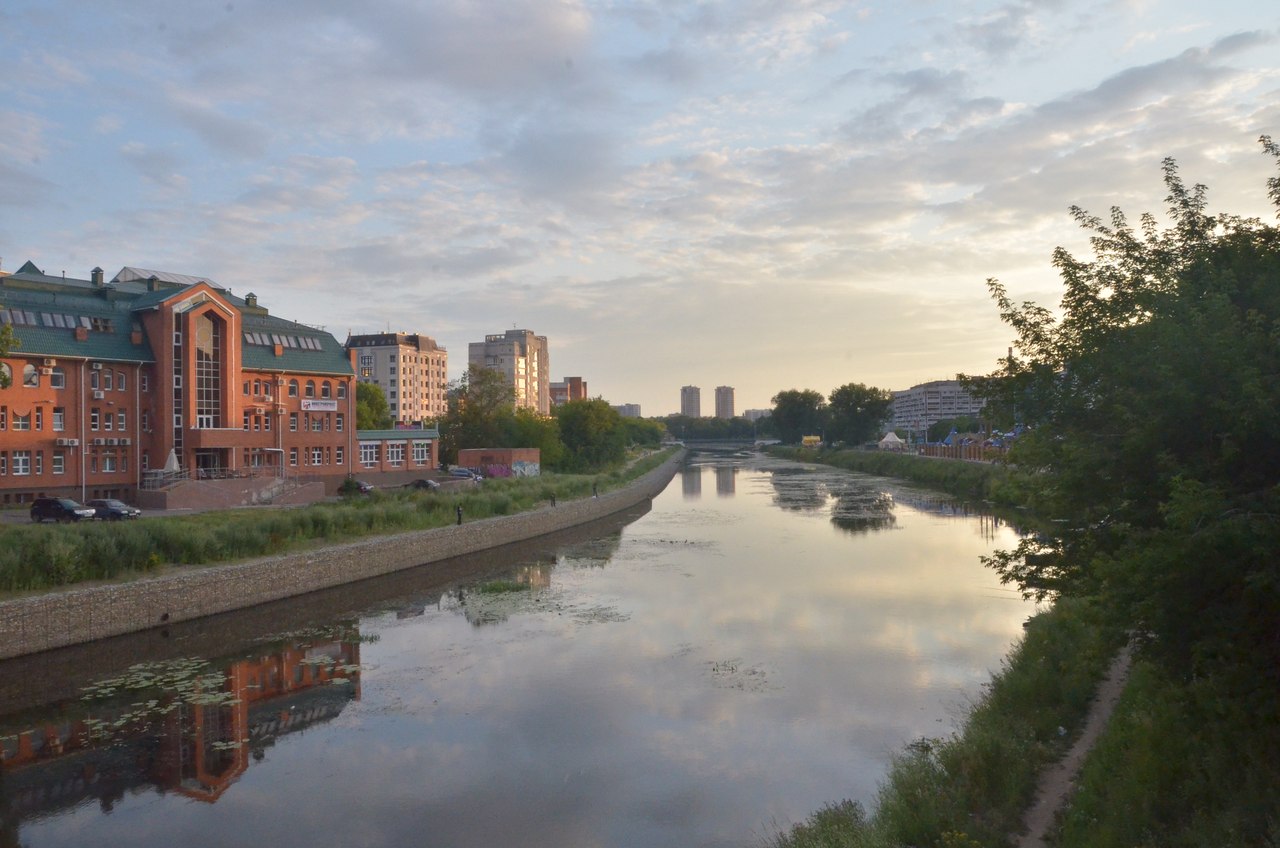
top-left (0, 452), bottom-right (683, 660)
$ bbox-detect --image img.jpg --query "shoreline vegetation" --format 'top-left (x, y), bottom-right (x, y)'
top-left (0, 448), bottom-right (677, 597)
top-left (767, 447), bottom-right (1278, 848)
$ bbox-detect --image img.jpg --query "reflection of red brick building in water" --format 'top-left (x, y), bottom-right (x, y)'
top-left (0, 640), bottom-right (360, 819)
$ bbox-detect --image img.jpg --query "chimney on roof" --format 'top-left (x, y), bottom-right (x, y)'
top-left (148, 275), bottom-right (159, 292)
top-left (245, 292), bottom-right (258, 307)
top-left (91, 267), bottom-right (104, 287)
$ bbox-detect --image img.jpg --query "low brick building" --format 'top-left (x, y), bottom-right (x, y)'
top-left (457, 447), bottom-right (540, 477)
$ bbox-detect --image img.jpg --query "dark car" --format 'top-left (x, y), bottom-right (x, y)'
top-left (407, 479), bottom-right (440, 491)
top-left (30, 497), bottom-right (97, 523)
top-left (87, 498), bottom-right (142, 520)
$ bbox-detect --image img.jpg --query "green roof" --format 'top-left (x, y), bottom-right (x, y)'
top-left (0, 261), bottom-right (351, 376)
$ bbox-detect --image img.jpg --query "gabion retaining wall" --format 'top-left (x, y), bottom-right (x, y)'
top-left (0, 453), bottom-right (683, 660)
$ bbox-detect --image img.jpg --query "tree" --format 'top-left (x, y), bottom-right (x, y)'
top-left (0, 323), bottom-right (17, 389)
top-left (439, 365), bottom-right (516, 463)
top-left (926, 415), bottom-right (982, 443)
top-left (826, 383), bottom-right (893, 445)
top-left (770, 389), bottom-right (827, 444)
top-left (355, 382), bottom-right (392, 430)
top-left (622, 417), bottom-right (666, 448)
top-left (972, 139), bottom-right (1280, 706)
top-left (554, 398), bottom-right (626, 472)
top-left (500, 407), bottom-right (565, 468)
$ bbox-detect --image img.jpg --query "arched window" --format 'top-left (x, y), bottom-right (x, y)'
top-left (305, 380), bottom-right (315, 398)
top-left (288, 379), bottom-right (299, 397)
top-left (321, 381), bottom-right (332, 399)
top-left (23, 364), bottom-right (38, 387)
top-left (336, 381), bottom-right (347, 399)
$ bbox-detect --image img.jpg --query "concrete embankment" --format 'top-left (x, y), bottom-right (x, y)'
top-left (0, 451), bottom-right (684, 661)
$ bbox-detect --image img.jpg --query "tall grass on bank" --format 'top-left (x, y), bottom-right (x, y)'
top-left (1054, 658), bottom-right (1280, 848)
top-left (771, 599), bottom-right (1122, 848)
top-left (0, 449), bottom-right (676, 594)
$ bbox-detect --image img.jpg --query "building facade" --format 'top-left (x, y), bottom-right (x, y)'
top-left (468, 329), bottom-right (549, 414)
top-left (890, 379), bottom-right (987, 433)
top-left (680, 385), bottom-right (701, 418)
top-left (714, 386), bottom-right (735, 419)
top-left (611, 403), bottom-right (642, 418)
top-left (549, 376), bottom-right (587, 406)
top-left (0, 261), bottom-right (356, 503)
top-left (346, 332), bottom-right (448, 423)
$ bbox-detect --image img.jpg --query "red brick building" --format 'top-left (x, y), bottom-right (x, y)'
top-left (0, 261), bottom-right (357, 503)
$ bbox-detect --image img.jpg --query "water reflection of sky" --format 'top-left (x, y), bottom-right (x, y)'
top-left (11, 455), bottom-right (1032, 848)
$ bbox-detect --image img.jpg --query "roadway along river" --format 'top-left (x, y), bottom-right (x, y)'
top-left (0, 453), bottom-right (1034, 848)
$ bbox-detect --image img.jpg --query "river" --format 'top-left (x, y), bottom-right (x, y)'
top-left (0, 453), bottom-right (1033, 847)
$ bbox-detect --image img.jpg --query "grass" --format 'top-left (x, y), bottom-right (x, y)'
top-left (0, 448), bottom-right (677, 594)
top-left (770, 599), bottom-right (1123, 848)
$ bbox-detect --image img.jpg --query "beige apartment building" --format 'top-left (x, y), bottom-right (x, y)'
top-left (714, 386), bottom-right (735, 419)
top-left (468, 329), bottom-right (550, 414)
top-left (680, 385), bottom-right (701, 417)
top-left (346, 332), bottom-right (449, 423)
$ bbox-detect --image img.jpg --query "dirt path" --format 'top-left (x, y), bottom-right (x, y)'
top-left (1016, 644), bottom-right (1134, 847)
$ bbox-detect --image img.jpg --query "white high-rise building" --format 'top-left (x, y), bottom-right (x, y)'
top-left (469, 329), bottom-right (550, 414)
top-left (680, 385), bottom-right (701, 417)
top-left (714, 386), bottom-right (735, 419)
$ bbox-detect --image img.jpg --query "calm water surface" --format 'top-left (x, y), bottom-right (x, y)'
top-left (2, 455), bottom-right (1033, 847)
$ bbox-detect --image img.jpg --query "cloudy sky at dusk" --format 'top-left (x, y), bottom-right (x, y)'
top-left (2, 1), bottom-right (1277, 415)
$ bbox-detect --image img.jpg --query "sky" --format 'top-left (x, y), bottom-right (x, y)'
top-left (2, 1), bottom-right (1277, 416)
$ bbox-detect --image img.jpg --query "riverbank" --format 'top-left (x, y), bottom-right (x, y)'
top-left (766, 448), bottom-right (1127, 847)
top-left (0, 450), bottom-right (684, 660)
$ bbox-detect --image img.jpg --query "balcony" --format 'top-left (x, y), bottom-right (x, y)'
top-left (186, 427), bottom-right (270, 449)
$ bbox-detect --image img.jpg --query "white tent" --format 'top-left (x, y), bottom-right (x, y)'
top-left (163, 449), bottom-right (181, 473)
top-left (877, 431), bottom-right (905, 451)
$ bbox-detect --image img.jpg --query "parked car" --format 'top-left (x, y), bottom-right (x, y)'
top-left (407, 479), bottom-right (440, 491)
top-left (87, 498), bottom-right (142, 520)
top-left (448, 467), bottom-right (476, 479)
top-left (30, 497), bottom-right (97, 523)
top-left (354, 480), bottom-right (375, 494)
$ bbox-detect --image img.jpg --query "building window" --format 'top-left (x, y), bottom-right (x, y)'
top-left (243, 411), bottom-right (251, 430)
top-left (311, 447), bottom-right (323, 465)
top-left (141, 374), bottom-right (149, 392)
top-left (336, 413), bottom-right (344, 432)
top-left (387, 443), bottom-right (404, 466)
top-left (103, 412), bottom-right (113, 431)
top-left (321, 381), bottom-right (331, 399)
top-left (35, 408), bottom-right (43, 430)
top-left (194, 312), bottom-right (222, 428)
top-left (117, 411), bottom-right (126, 430)
top-left (244, 381), bottom-right (251, 395)
top-left (290, 412), bottom-right (298, 431)
top-left (413, 442), bottom-right (430, 464)
top-left (90, 409), bottom-right (100, 430)
top-left (103, 454), bottom-right (116, 473)
top-left (289, 447), bottom-right (298, 466)
top-left (142, 411), bottom-right (150, 432)
top-left (0, 453), bottom-right (6, 474)
top-left (51, 368), bottom-right (65, 389)
top-left (53, 407), bottom-right (65, 431)
top-left (13, 413), bottom-right (30, 431)
top-left (335, 446), bottom-right (344, 465)
top-left (103, 369), bottom-right (113, 391)
top-left (117, 371), bottom-right (126, 391)
top-left (337, 382), bottom-right (347, 399)
top-left (142, 452), bottom-right (149, 471)
top-left (360, 443), bottom-right (377, 467)
top-left (35, 452), bottom-right (43, 475)
top-left (53, 452), bottom-right (65, 474)
top-left (23, 365), bottom-right (38, 387)
top-left (0, 406), bottom-right (5, 429)
top-left (263, 413), bottom-right (271, 432)
top-left (12, 451), bottom-right (30, 476)
top-left (90, 369), bottom-right (100, 390)
top-left (289, 379), bottom-right (298, 397)
top-left (305, 380), bottom-right (315, 399)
